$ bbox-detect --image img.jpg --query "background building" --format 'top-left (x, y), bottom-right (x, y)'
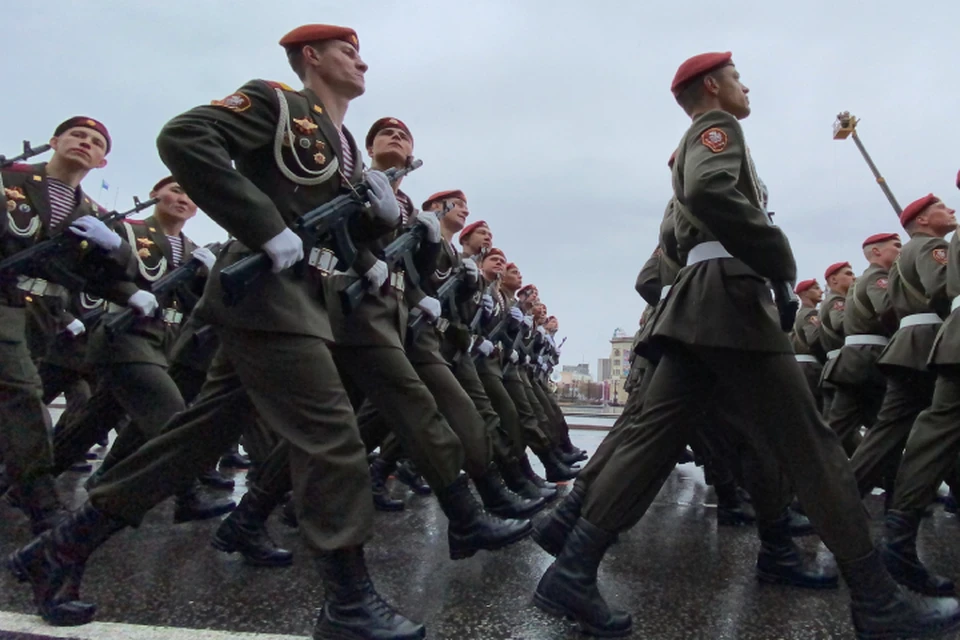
top-left (597, 358), bottom-right (611, 382)
top-left (606, 328), bottom-right (634, 405)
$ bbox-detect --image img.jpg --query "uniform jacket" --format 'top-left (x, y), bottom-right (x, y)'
top-left (829, 263), bottom-right (893, 387)
top-left (927, 233), bottom-right (960, 369)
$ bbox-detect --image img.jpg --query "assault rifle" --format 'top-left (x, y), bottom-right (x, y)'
top-left (407, 263), bottom-right (467, 336)
top-left (468, 275), bottom-right (501, 334)
top-left (105, 242), bottom-right (223, 339)
top-left (0, 140), bottom-right (51, 169)
top-left (341, 199), bottom-right (450, 314)
top-left (219, 160), bottom-right (423, 306)
top-left (0, 196), bottom-right (158, 284)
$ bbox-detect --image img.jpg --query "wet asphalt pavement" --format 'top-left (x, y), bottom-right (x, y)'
top-left (3, 429), bottom-right (960, 640)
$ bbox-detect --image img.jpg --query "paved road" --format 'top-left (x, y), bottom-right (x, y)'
top-left (3, 430), bottom-right (960, 640)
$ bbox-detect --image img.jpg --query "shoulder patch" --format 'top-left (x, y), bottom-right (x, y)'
top-left (700, 127), bottom-right (728, 153)
top-left (833, 300), bottom-right (845, 311)
top-left (809, 315), bottom-right (821, 326)
top-left (211, 91), bottom-right (251, 112)
top-left (933, 248), bottom-right (948, 265)
top-left (875, 277), bottom-right (888, 289)
top-left (264, 80), bottom-right (294, 91)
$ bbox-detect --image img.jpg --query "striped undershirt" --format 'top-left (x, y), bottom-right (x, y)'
top-left (166, 235), bottom-right (183, 267)
top-left (399, 195), bottom-right (412, 226)
top-left (337, 128), bottom-right (355, 178)
top-left (46, 178), bottom-right (80, 229)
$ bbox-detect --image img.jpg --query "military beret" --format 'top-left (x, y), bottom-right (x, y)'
top-left (482, 247), bottom-right (505, 261)
top-left (366, 117), bottom-right (413, 150)
top-left (279, 24), bottom-right (359, 51)
top-left (458, 219), bottom-right (488, 245)
top-left (794, 279), bottom-right (818, 294)
top-left (505, 262), bottom-right (519, 272)
top-left (862, 232), bottom-right (900, 248)
top-left (424, 190), bottom-right (467, 211)
top-left (671, 52), bottom-right (733, 96)
top-left (54, 116), bottom-right (111, 154)
top-left (518, 284), bottom-right (538, 297)
top-left (824, 262), bottom-right (852, 281)
top-left (151, 176), bottom-right (176, 193)
top-left (547, 315), bottom-right (557, 322)
top-left (899, 194), bottom-right (939, 227)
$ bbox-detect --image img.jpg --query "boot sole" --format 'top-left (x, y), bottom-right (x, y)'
top-left (756, 568), bottom-right (839, 590)
top-left (449, 524), bottom-right (532, 560)
top-left (210, 536), bottom-right (294, 567)
top-left (532, 591), bottom-right (632, 638)
top-left (7, 553), bottom-right (97, 626)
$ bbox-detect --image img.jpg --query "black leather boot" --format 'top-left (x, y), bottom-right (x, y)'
top-left (370, 458), bottom-right (404, 512)
top-left (313, 546), bottom-right (425, 640)
top-left (7, 502), bottom-right (125, 626)
top-left (556, 448), bottom-right (584, 467)
top-left (534, 518), bottom-right (632, 637)
top-left (756, 514), bottom-right (838, 589)
top-left (883, 509), bottom-right (955, 596)
top-left (536, 449), bottom-right (580, 482)
top-left (473, 464), bottom-right (544, 519)
top-left (394, 460), bottom-right (431, 496)
top-left (532, 482), bottom-right (585, 557)
top-left (841, 548), bottom-right (960, 640)
top-left (785, 505), bottom-right (815, 537)
top-left (501, 458), bottom-right (556, 502)
top-left (519, 453), bottom-right (558, 494)
top-left (219, 449), bottom-right (252, 469)
top-left (198, 467), bottom-right (236, 491)
top-left (280, 498), bottom-right (298, 528)
top-left (715, 481), bottom-right (756, 526)
top-left (173, 482), bottom-right (236, 524)
top-left (21, 474), bottom-right (67, 535)
top-left (211, 491), bottom-right (292, 567)
top-left (435, 475), bottom-right (531, 560)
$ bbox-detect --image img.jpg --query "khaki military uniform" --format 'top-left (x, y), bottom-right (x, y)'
top-left (849, 234), bottom-right (948, 496)
top-left (791, 305), bottom-right (825, 412)
top-left (817, 289), bottom-right (848, 421)
top-left (88, 79), bottom-right (385, 551)
top-left (580, 110), bottom-right (872, 562)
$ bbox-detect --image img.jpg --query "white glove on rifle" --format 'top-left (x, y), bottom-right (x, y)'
top-left (508, 350), bottom-right (519, 364)
top-left (262, 228), bottom-right (303, 273)
top-left (417, 296), bottom-right (442, 320)
top-left (366, 170), bottom-right (400, 224)
top-left (128, 290), bottom-right (159, 317)
top-left (416, 211), bottom-right (442, 243)
top-left (191, 247), bottom-right (216, 270)
top-left (523, 354), bottom-right (531, 365)
top-left (364, 260), bottom-right (389, 289)
top-left (509, 306), bottom-right (523, 322)
top-left (64, 318), bottom-right (85, 337)
top-left (477, 339), bottom-right (494, 357)
top-left (463, 258), bottom-right (479, 284)
top-left (536, 325), bottom-right (546, 336)
top-left (69, 216), bottom-right (120, 251)
top-left (522, 315), bottom-right (534, 329)
top-left (480, 294), bottom-right (494, 317)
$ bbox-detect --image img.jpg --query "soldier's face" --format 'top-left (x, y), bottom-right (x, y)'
top-left (152, 183), bottom-right (198, 221)
top-left (716, 66), bottom-right (751, 119)
top-left (876, 239), bottom-right (902, 265)
top-left (482, 255), bottom-right (506, 279)
top-left (832, 268), bottom-right (856, 292)
top-left (502, 266), bottom-right (522, 289)
top-left (316, 41), bottom-right (368, 98)
top-left (440, 198), bottom-right (469, 231)
top-left (368, 127), bottom-right (412, 166)
top-left (922, 201), bottom-right (957, 235)
top-left (546, 319), bottom-right (559, 332)
top-left (464, 227), bottom-right (492, 254)
top-left (50, 127), bottom-right (108, 170)
top-left (808, 283), bottom-right (823, 304)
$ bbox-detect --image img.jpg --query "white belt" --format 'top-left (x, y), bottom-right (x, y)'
top-left (686, 241), bottom-right (733, 265)
top-left (826, 349), bottom-right (841, 360)
top-left (106, 303), bottom-right (182, 325)
top-left (307, 247), bottom-right (337, 275)
top-left (660, 285), bottom-right (672, 300)
top-left (16, 277), bottom-right (67, 298)
top-left (952, 295), bottom-right (960, 313)
top-left (389, 271), bottom-right (405, 292)
top-left (899, 313), bottom-right (943, 329)
top-left (434, 317), bottom-right (450, 333)
top-left (794, 354), bottom-right (819, 364)
top-left (844, 334), bottom-right (889, 347)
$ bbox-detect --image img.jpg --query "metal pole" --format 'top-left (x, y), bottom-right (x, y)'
top-left (850, 130), bottom-right (902, 215)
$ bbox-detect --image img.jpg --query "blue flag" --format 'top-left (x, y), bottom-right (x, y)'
top-left (101, 180), bottom-right (110, 190)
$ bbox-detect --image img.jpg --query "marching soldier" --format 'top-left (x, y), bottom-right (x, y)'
top-left (791, 279), bottom-right (826, 411)
top-left (531, 51), bottom-right (960, 639)
top-left (819, 261), bottom-right (855, 425)
top-left (458, 220), bottom-right (492, 260)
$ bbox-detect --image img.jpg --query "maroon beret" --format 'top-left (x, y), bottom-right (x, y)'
top-left (518, 284), bottom-right (538, 297)
top-left (151, 176), bottom-right (176, 193)
top-left (54, 116), bottom-right (111, 154)
top-left (279, 24), bottom-right (358, 51)
top-left (862, 232), bottom-right (900, 248)
top-left (505, 262), bottom-right (518, 272)
top-left (671, 52), bottom-right (733, 96)
top-left (365, 117), bottom-right (413, 149)
top-left (899, 194), bottom-right (939, 227)
top-left (458, 219), bottom-right (488, 245)
top-left (424, 189), bottom-right (467, 211)
top-left (824, 262), bottom-right (852, 281)
top-left (482, 247), bottom-right (505, 261)
top-left (794, 279), bottom-right (818, 294)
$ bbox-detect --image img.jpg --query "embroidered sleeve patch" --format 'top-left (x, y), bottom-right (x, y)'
top-left (875, 277), bottom-right (888, 289)
top-left (933, 248), bottom-right (948, 265)
top-left (700, 128), bottom-right (728, 153)
top-left (833, 300), bottom-right (845, 311)
top-left (809, 315), bottom-right (821, 326)
top-left (211, 91), bottom-right (251, 112)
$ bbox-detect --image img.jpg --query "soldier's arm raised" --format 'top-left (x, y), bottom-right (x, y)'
top-left (634, 246), bottom-right (662, 305)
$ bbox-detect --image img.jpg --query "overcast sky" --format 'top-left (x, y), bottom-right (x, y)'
top-left (6, 1), bottom-right (960, 372)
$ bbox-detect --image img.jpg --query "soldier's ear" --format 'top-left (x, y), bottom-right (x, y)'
top-left (97, 158), bottom-right (108, 169)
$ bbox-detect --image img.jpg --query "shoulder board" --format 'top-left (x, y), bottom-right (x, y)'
top-left (263, 80), bottom-right (295, 92)
top-left (125, 218), bottom-right (147, 225)
top-left (4, 162), bottom-right (39, 174)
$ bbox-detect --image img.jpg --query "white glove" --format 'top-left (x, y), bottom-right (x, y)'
top-left (262, 228), bottom-right (303, 273)
top-left (366, 170), bottom-right (400, 224)
top-left (508, 351), bottom-right (519, 364)
top-left (417, 296), bottom-right (442, 320)
top-left (364, 260), bottom-right (389, 289)
top-left (481, 294), bottom-right (494, 317)
top-left (191, 247), bottom-right (216, 270)
top-left (127, 290), bottom-right (159, 317)
top-left (477, 339), bottom-right (494, 356)
top-left (416, 212), bottom-right (442, 243)
top-left (523, 354), bottom-right (531, 365)
top-left (509, 306), bottom-right (524, 322)
top-left (536, 325), bottom-right (546, 336)
top-left (523, 315), bottom-right (534, 329)
top-left (463, 258), bottom-right (479, 284)
top-left (64, 319), bottom-right (85, 337)
top-left (69, 216), bottom-right (120, 251)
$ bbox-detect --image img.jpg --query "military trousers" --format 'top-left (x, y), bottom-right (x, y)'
top-left (534, 378), bottom-right (574, 448)
top-left (331, 344), bottom-right (463, 491)
top-left (826, 382), bottom-right (884, 458)
top-left (89, 328), bottom-right (372, 551)
top-left (38, 361), bottom-right (92, 431)
top-left (51, 388), bottom-right (123, 476)
top-left (849, 369), bottom-right (935, 497)
top-left (521, 373), bottom-right (558, 448)
top-left (798, 361), bottom-right (824, 414)
top-left (479, 372), bottom-right (525, 461)
top-left (576, 371), bottom-right (647, 489)
top-left (452, 353), bottom-right (513, 464)
top-left (892, 371), bottom-right (960, 512)
top-left (582, 343), bottom-right (873, 562)
top-left (0, 305), bottom-right (53, 485)
top-left (502, 371), bottom-right (553, 454)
